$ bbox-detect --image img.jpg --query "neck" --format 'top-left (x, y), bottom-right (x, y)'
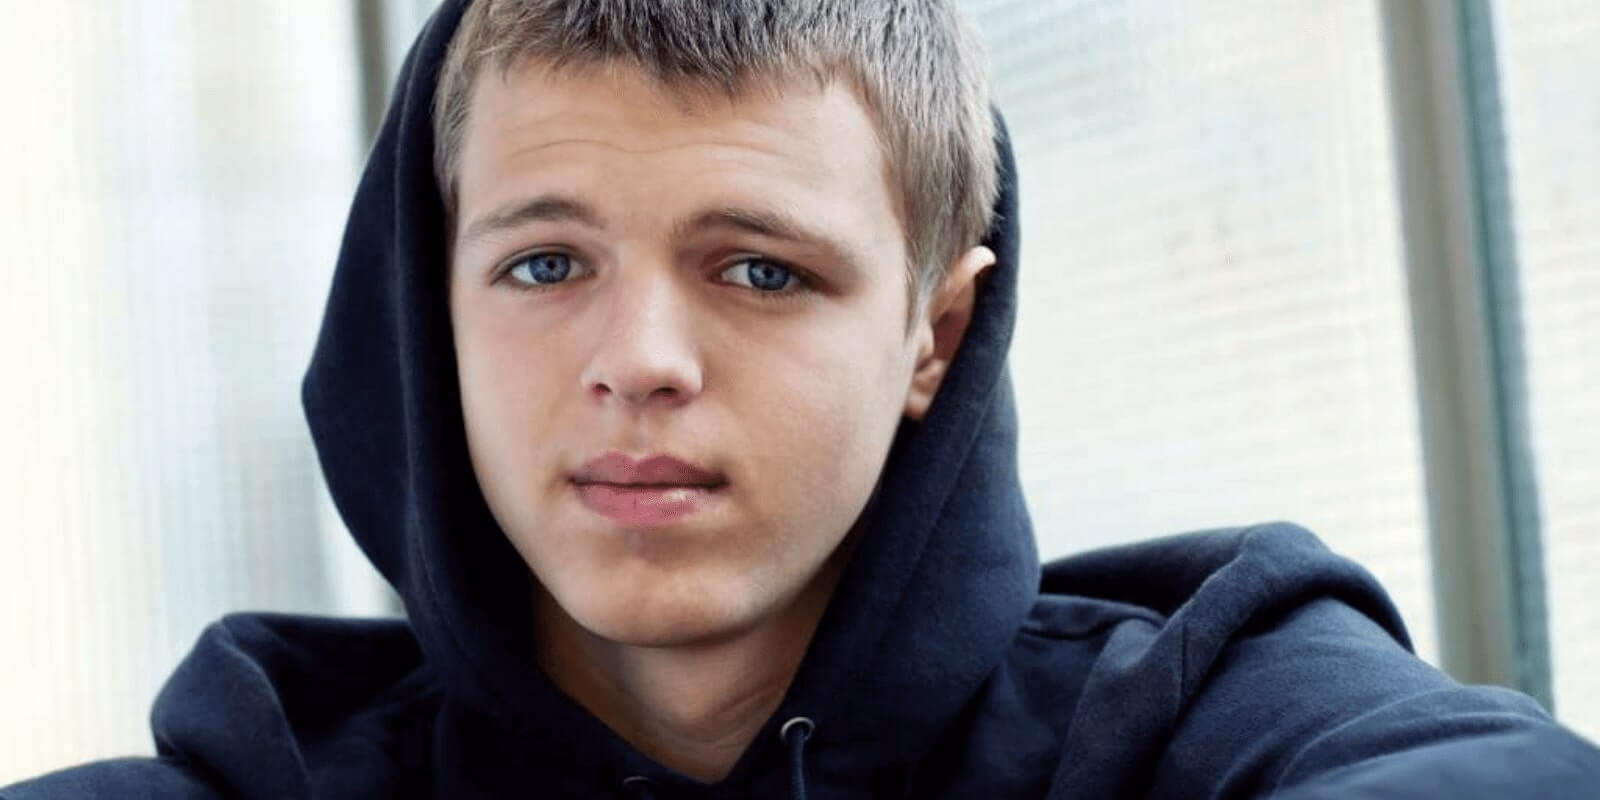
top-left (533, 554), bottom-right (846, 783)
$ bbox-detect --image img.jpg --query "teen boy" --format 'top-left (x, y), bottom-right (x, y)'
top-left (7, 1), bottom-right (1598, 797)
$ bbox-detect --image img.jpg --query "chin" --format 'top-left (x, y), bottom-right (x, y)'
top-left (580, 599), bottom-right (764, 649)
top-left (556, 566), bottom-right (773, 648)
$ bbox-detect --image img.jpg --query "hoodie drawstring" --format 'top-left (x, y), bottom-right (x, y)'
top-left (780, 716), bottom-right (815, 800)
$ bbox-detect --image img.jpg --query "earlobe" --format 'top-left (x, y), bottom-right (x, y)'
top-left (903, 245), bottom-right (995, 421)
top-left (903, 361), bottom-right (945, 421)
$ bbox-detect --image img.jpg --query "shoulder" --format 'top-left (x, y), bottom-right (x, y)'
top-left (1038, 521), bottom-right (1406, 633)
top-left (159, 612), bottom-right (438, 799)
top-left (1003, 522), bottom-right (1600, 798)
top-left (1020, 520), bottom-right (1413, 690)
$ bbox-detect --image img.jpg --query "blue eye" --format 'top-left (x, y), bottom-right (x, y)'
top-left (721, 258), bottom-right (800, 293)
top-left (506, 252), bottom-right (585, 286)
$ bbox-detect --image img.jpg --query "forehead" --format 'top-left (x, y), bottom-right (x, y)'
top-left (453, 60), bottom-right (905, 254)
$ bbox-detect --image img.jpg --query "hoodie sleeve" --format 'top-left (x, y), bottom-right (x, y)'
top-left (1136, 526), bottom-right (1600, 799)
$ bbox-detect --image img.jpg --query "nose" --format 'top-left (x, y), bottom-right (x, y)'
top-left (579, 271), bottom-right (704, 409)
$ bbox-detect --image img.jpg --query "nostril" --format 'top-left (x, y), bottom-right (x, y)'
top-left (623, 386), bottom-right (676, 405)
top-left (580, 340), bottom-right (704, 405)
top-left (593, 382), bottom-right (685, 407)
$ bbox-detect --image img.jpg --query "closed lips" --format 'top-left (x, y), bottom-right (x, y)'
top-left (572, 452), bottom-right (726, 488)
top-left (571, 452), bottom-right (726, 527)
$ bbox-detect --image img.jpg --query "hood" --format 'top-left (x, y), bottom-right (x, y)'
top-left (302, 0), bottom-right (1038, 790)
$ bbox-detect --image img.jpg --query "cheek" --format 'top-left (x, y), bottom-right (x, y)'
top-left (452, 295), bottom-right (575, 509)
top-left (737, 317), bottom-right (913, 527)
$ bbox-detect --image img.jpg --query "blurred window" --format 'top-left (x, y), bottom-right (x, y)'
top-left (962, 0), bottom-right (1436, 662)
top-left (0, 1), bottom-right (386, 780)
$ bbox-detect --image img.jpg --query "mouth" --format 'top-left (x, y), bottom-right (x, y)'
top-left (571, 452), bottom-right (728, 526)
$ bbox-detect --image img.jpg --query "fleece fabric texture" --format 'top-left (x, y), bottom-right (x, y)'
top-left (8, 1), bottom-right (1599, 797)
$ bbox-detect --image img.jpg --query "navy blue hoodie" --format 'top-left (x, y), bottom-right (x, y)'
top-left (7, 1), bottom-right (1600, 797)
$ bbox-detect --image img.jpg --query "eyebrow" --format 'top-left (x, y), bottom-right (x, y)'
top-left (459, 194), bottom-right (605, 245)
top-left (458, 194), bottom-right (866, 275)
top-left (675, 206), bottom-right (866, 275)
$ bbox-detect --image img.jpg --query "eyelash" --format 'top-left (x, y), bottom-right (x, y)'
top-left (493, 251), bottom-right (589, 291)
top-left (491, 251), bottom-right (818, 302)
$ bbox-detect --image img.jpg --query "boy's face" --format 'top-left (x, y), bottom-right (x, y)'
top-left (448, 61), bottom-right (968, 647)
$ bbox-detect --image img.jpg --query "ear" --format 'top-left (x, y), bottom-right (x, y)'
top-left (904, 245), bottom-right (995, 421)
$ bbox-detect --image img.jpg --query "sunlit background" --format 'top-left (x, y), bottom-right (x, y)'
top-left (1, 0), bottom-right (1595, 784)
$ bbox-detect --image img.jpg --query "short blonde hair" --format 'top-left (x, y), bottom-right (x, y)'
top-left (433, 0), bottom-right (998, 307)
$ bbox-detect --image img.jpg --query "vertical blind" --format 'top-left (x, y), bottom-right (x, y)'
top-left (1491, 0), bottom-right (1600, 742)
top-left (0, 1), bottom-right (386, 782)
